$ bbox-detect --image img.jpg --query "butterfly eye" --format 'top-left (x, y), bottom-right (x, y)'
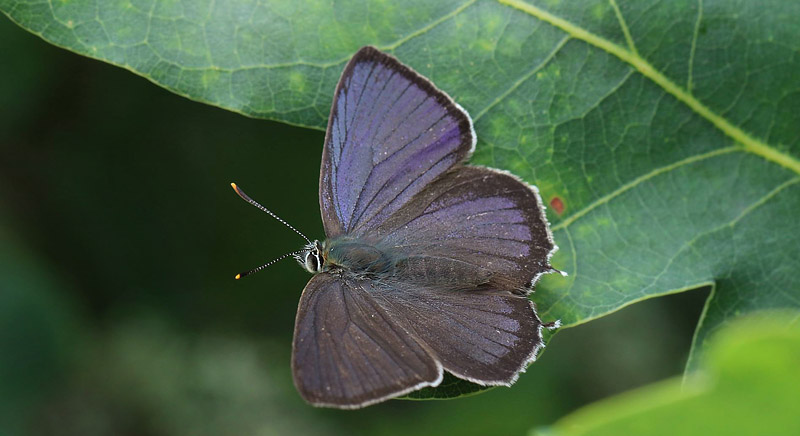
top-left (304, 251), bottom-right (321, 273)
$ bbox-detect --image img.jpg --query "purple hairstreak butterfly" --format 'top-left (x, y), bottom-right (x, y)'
top-left (232, 46), bottom-right (560, 409)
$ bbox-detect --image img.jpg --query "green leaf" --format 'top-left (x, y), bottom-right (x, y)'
top-left (535, 312), bottom-right (800, 436)
top-left (4, 0), bottom-right (799, 397)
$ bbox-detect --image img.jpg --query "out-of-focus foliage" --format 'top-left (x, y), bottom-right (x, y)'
top-left (538, 312), bottom-right (800, 436)
top-left (0, 223), bottom-right (83, 436)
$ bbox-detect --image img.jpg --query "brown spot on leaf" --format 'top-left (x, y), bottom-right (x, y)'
top-left (550, 196), bottom-right (565, 215)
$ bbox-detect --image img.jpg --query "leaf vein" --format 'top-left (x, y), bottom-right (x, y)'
top-left (687, 0), bottom-right (703, 92)
top-left (552, 147), bottom-right (739, 232)
top-left (473, 35), bottom-right (571, 121)
top-left (641, 176), bottom-right (800, 294)
top-left (609, 0), bottom-right (638, 56)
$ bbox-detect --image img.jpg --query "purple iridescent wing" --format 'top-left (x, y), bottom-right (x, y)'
top-left (319, 46), bottom-right (475, 238)
top-left (370, 166), bottom-right (556, 291)
top-left (292, 273), bottom-right (441, 408)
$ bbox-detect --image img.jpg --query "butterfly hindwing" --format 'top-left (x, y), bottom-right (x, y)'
top-left (372, 281), bottom-right (544, 386)
top-left (370, 165), bottom-right (556, 290)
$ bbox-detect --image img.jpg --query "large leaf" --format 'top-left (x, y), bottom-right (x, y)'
top-left (536, 312), bottom-right (800, 436)
top-left (3, 0), bottom-right (799, 393)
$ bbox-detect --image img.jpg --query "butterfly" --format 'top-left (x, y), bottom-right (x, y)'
top-left (233, 46), bottom-right (559, 409)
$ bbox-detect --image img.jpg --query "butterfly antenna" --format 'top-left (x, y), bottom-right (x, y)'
top-left (230, 182), bottom-right (312, 244)
top-left (235, 250), bottom-right (304, 280)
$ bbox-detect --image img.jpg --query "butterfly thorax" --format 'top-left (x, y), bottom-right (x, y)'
top-left (298, 237), bottom-right (396, 277)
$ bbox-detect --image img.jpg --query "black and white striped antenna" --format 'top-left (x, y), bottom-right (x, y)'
top-left (231, 183), bottom-right (311, 279)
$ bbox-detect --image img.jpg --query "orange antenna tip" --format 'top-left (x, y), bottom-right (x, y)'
top-left (231, 182), bottom-right (238, 190)
top-left (235, 273), bottom-right (241, 280)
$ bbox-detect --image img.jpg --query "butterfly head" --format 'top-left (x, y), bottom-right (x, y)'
top-left (231, 183), bottom-right (327, 278)
top-left (297, 240), bottom-right (325, 274)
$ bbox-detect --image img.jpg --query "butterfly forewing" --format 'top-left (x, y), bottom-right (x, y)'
top-left (320, 46), bottom-right (475, 238)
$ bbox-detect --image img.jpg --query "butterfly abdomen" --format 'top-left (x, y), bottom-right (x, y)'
top-left (394, 256), bottom-right (493, 289)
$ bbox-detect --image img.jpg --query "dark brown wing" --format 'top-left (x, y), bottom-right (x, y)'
top-left (292, 273), bottom-right (441, 408)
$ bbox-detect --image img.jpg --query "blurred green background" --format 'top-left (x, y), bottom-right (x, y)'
top-left (1, 17), bottom-right (709, 436)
